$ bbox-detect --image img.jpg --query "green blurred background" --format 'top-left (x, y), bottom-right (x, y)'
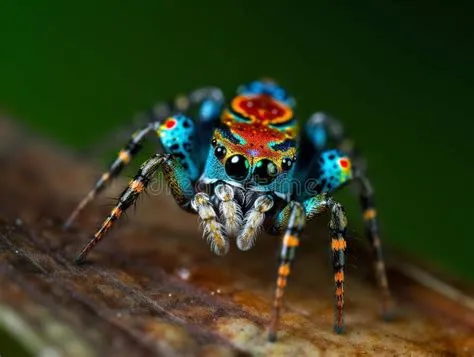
top-left (0, 0), bottom-right (473, 353)
top-left (1, 0), bottom-right (473, 277)
top-left (0, 0), bottom-right (473, 315)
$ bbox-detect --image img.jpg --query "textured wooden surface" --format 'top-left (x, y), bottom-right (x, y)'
top-left (0, 119), bottom-right (473, 356)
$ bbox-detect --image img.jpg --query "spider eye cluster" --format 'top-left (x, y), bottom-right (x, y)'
top-left (211, 137), bottom-right (296, 184)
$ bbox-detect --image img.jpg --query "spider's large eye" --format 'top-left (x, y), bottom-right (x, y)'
top-left (225, 155), bottom-right (250, 181)
top-left (281, 157), bottom-right (294, 172)
top-left (253, 159), bottom-right (278, 185)
top-left (214, 145), bottom-right (227, 160)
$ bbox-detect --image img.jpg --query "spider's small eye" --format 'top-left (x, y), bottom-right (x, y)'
top-left (211, 138), bottom-right (217, 147)
top-left (281, 157), bottom-right (294, 172)
top-left (225, 155), bottom-right (250, 181)
top-left (254, 159), bottom-right (278, 185)
top-left (214, 145), bottom-right (227, 160)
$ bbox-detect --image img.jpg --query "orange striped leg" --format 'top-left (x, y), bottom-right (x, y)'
top-left (329, 201), bottom-right (348, 333)
top-left (63, 123), bottom-right (158, 230)
top-left (75, 154), bottom-right (168, 264)
top-left (268, 201), bottom-right (305, 342)
top-left (358, 176), bottom-right (392, 319)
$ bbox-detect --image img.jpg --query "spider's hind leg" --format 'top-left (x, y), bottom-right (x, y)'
top-left (354, 170), bottom-right (393, 319)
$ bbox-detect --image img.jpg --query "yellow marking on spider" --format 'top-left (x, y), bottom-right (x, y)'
top-left (110, 207), bottom-right (122, 218)
top-left (278, 263), bottom-right (291, 277)
top-left (101, 220), bottom-right (112, 232)
top-left (331, 238), bottom-right (347, 251)
top-left (335, 271), bottom-right (345, 282)
top-left (129, 180), bottom-right (145, 193)
top-left (277, 277), bottom-right (287, 288)
top-left (284, 235), bottom-right (300, 247)
top-left (364, 208), bottom-right (377, 220)
top-left (118, 150), bottom-right (131, 164)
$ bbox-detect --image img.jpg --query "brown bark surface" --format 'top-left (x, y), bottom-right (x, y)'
top-left (0, 119), bottom-right (473, 356)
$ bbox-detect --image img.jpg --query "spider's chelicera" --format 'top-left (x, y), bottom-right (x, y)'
top-left (64, 79), bottom-right (392, 341)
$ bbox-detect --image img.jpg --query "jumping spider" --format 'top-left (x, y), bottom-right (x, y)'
top-left (64, 79), bottom-right (392, 341)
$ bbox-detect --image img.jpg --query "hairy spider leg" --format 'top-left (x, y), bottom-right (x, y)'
top-left (75, 153), bottom-right (195, 263)
top-left (328, 201), bottom-right (348, 333)
top-left (302, 150), bottom-right (351, 334)
top-left (269, 193), bottom-right (348, 341)
top-left (76, 85), bottom-right (224, 197)
top-left (268, 201), bottom-right (305, 342)
top-left (73, 111), bottom-right (200, 262)
top-left (356, 173), bottom-right (392, 318)
top-left (305, 113), bottom-right (393, 318)
top-left (64, 114), bottom-right (200, 228)
top-left (267, 149), bottom-right (353, 341)
top-left (63, 122), bottom-right (159, 229)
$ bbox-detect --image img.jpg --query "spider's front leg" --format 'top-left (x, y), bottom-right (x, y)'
top-left (306, 112), bottom-right (393, 319)
top-left (71, 113), bottom-right (200, 263)
top-left (63, 122), bottom-right (159, 229)
top-left (268, 195), bottom-right (348, 341)
top-left (75, 153), bottom-right (195, 263)
top-left (64, 87), bottom-right (224, 229)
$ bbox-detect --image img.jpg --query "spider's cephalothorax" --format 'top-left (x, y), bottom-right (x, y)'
top-left (64, 79), bottom-right (393, 341)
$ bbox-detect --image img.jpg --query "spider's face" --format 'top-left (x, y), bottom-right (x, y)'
top-left (209, 131), bottom-right (297, 187)
top-left (200, 82), bottom-right (299, 196)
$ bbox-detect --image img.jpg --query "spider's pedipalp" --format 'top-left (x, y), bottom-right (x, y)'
top-left (214, 183), bottom-right (242, 237)
top-left (191, 192), bottom-right (229, 256)
top-left (236, 194), bottom-right (274, 251)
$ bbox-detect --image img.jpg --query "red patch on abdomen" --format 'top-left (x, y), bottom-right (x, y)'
top-left (164, 118), bottom-right (176, 129)
top-left (231, 94), bottom-right (292, 124)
